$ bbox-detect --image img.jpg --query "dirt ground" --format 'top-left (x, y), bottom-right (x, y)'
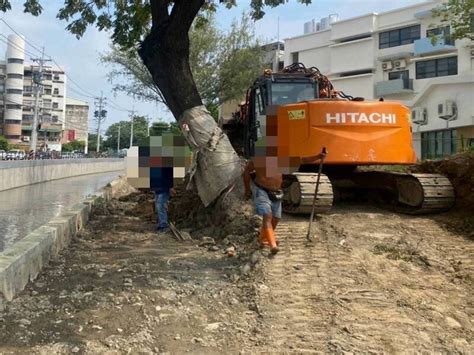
top-left (0, 191), bottom-right (472, 353)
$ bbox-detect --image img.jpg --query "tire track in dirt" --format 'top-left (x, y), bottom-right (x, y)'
top-left (252, 207), bottom-right (473, 353)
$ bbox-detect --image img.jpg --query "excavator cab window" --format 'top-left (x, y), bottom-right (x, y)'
top-left (270, 82), bottom-right (316, 105)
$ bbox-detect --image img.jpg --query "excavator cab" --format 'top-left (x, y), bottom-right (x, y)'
top-left (242, 73), bottom-right (318, 158)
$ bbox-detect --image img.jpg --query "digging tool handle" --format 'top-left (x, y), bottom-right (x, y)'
top-left (307, 147), bottom-right (327, 242)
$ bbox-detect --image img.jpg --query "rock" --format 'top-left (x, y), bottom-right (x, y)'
top-left (155, 305), bottom-right (162, 311)
top-left (199, 237), bottom-right (215, 246)
top-left (339, 239), bottom-right (346, 247)
top-left (72, 346), bottom-right (80, 353)
top-left (174, 334), bottom-right (181, 340)
top-left (445, 316), bottom-right (462, 328)
top-left (18, 319), bottom-right (31, 326)
top-left (192, 337), bottom-right (205, 344)
top-left (208, 245), bottom-right (219, 252)
top-left (117, 328), bottom-right (123, 333)
top-left (92, 325), bottom-right (103, 330)
top-left (205, 322), bottom-right (222, 331)
top-left (250, 252), bottom-right (260, 264)
top-left (226, 246), bottom-right (236, 257)
top-left (293, 264), bottom-right (302, 271)
top-left (241, 263), bottom-right (252, 275)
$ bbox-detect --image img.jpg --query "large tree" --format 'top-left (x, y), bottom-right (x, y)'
top-left (102, 12), bottom-right (264, 119)
top-left (1, 0), bottom-right (309, 206)
top-left (432, 0), bottom-right (474, 41)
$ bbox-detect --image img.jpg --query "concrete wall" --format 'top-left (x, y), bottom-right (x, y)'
top-left (0, 158), bottom-right (125, 192)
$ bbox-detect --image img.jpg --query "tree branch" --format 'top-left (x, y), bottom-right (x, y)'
top-left (150, 0), bottom-right (170, 28)
top-left (169, 0), bottom-right (204, 34)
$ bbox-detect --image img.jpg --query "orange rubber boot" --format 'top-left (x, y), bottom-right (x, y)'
top-left (259, 227), bottom-right (269, 247)
top-left (263, 227), bottom-right (279, 254)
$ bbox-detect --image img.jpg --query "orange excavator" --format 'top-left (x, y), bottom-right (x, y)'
top-left (223, 63), bottom-right (454, 214)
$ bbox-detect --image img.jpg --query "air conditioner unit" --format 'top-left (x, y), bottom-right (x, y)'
top-left (438, 100), bottom-right (457, 120)
top-left (22, 136), bottom-right (30, 142)
top-left (411, 107), bottom-right (427, 125)
top-left (382, 61), bottom-right (393, 71)
top-left (394, 59), bottom-right (407, 69)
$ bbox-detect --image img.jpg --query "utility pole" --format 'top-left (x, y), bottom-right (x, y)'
top-left (94, 92), bottom-right (107, 153)
top-left (30, 47), bottom-right (51, 152)
top-left (117, 123), bottom-right (121, 152)
top-left (129, 106), bottom-right (136, 148)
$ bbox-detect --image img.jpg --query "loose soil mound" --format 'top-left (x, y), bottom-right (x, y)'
top-left (412, 151), bottom-right (474, 211)
top-left (169, 182), bottom-right (260, 240)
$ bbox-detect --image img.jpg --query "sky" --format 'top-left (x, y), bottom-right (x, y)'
top-left (0, 0), bottom-right (426, 133)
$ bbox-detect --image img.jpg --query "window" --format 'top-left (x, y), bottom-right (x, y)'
top-left (7, 73), bottom-right (23, 79)
top-left (379, 25), bottom-right (420, 49)
top-left (5, 119), bottom-right (21, 124)
top-left (53, 75), bottom-right (60, 80)
top-left (44, 88), bottom-right (52, 95)
top-left (53, 102), bottom-right (59, 109)
top-left (53, 88), bottom-right (59, 95)
top-left (43, 74), bottom-right (52, 80)
top-left (421, 129), bottom-right (457, 159)
top-left (427, 26), bottom-right (449, 37)
top-left (8, 58), bottom-right (23, 64)
top-left (339, 69), bottom-right (373, 77)
top-left (388, 70), bottom-right (409, 80)
top-left (24, 86), bottom-right (33, 93)
top-left (6, 88), bottom-right (22, 94)
top-left (5, 135), bottom-right (21, 140)
top-left (292, 52), bottom-right (299, 64)
top-left (52, 116), bottom-right (59, 122)
top-left (416, 56), bottom-right (457, 79)
top-left (6, 104), bottom-right (22, 110)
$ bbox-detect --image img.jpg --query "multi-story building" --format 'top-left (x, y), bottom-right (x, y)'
top-left (0, 34), bottom-right (67, 151)
top-left (64, 97), bottom-right (89, 145)
top-left (284, 0), bottom-right (474, 159)
top-left (262, 41), bottom-right (285, 72)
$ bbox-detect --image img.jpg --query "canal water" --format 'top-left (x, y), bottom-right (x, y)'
top-left (0, 172), bottom-right (120, 252)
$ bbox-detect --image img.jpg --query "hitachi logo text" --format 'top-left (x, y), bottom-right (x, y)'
top-left (326, 113), bottom-right (397, 124)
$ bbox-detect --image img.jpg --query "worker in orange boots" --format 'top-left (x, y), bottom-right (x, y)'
top-left (244, 152), bottom-right (326, 254)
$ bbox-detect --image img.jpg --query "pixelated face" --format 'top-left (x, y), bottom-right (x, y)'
top-left (253, 116), bottom-right (300, 175)
top-left (126, 132), bottom-right (192, 190)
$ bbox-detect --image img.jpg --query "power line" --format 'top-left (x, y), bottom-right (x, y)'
top-left (0, 18), bottom-right (45, 55)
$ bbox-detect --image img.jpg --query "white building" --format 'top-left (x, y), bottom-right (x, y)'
top-left (284, 0), bottom-right (474, 159)
top-left (0, 34), bottom-right (67, 150)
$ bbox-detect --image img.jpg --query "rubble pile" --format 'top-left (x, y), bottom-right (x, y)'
top-left (412, 151), bottom-right (474, 211)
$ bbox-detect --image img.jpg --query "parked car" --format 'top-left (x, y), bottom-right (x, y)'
top-left (0, 150), bottom-right (6, 160)
top-left (6, 149), bottom-right (26, 160)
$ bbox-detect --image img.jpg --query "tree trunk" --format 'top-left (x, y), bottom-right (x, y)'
top-left (138, 1), bottom-right (243, 206)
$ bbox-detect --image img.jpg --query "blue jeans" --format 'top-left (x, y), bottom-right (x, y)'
top-left (252, 184), bottom-right (282, 219)
top-left (155, 191), bottom-right (170, 230)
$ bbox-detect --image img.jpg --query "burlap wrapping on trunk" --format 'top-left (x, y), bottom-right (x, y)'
top-left (180, 105), bottom-right (243, 206)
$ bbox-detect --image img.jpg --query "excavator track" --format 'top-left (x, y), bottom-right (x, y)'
top-left (282, 171), bottom-right (454, 215)
top-left (334, 171), bottom-right (455, 214)
top-left (391, 172), bottom-right (455, 214)
top-left (283, 172), bottom-right (334, 214)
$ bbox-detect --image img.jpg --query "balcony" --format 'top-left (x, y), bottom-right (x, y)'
top-left (375, 78), bottom-right (413, 97)
top-left (414, 36), bottom-right (455, 56)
